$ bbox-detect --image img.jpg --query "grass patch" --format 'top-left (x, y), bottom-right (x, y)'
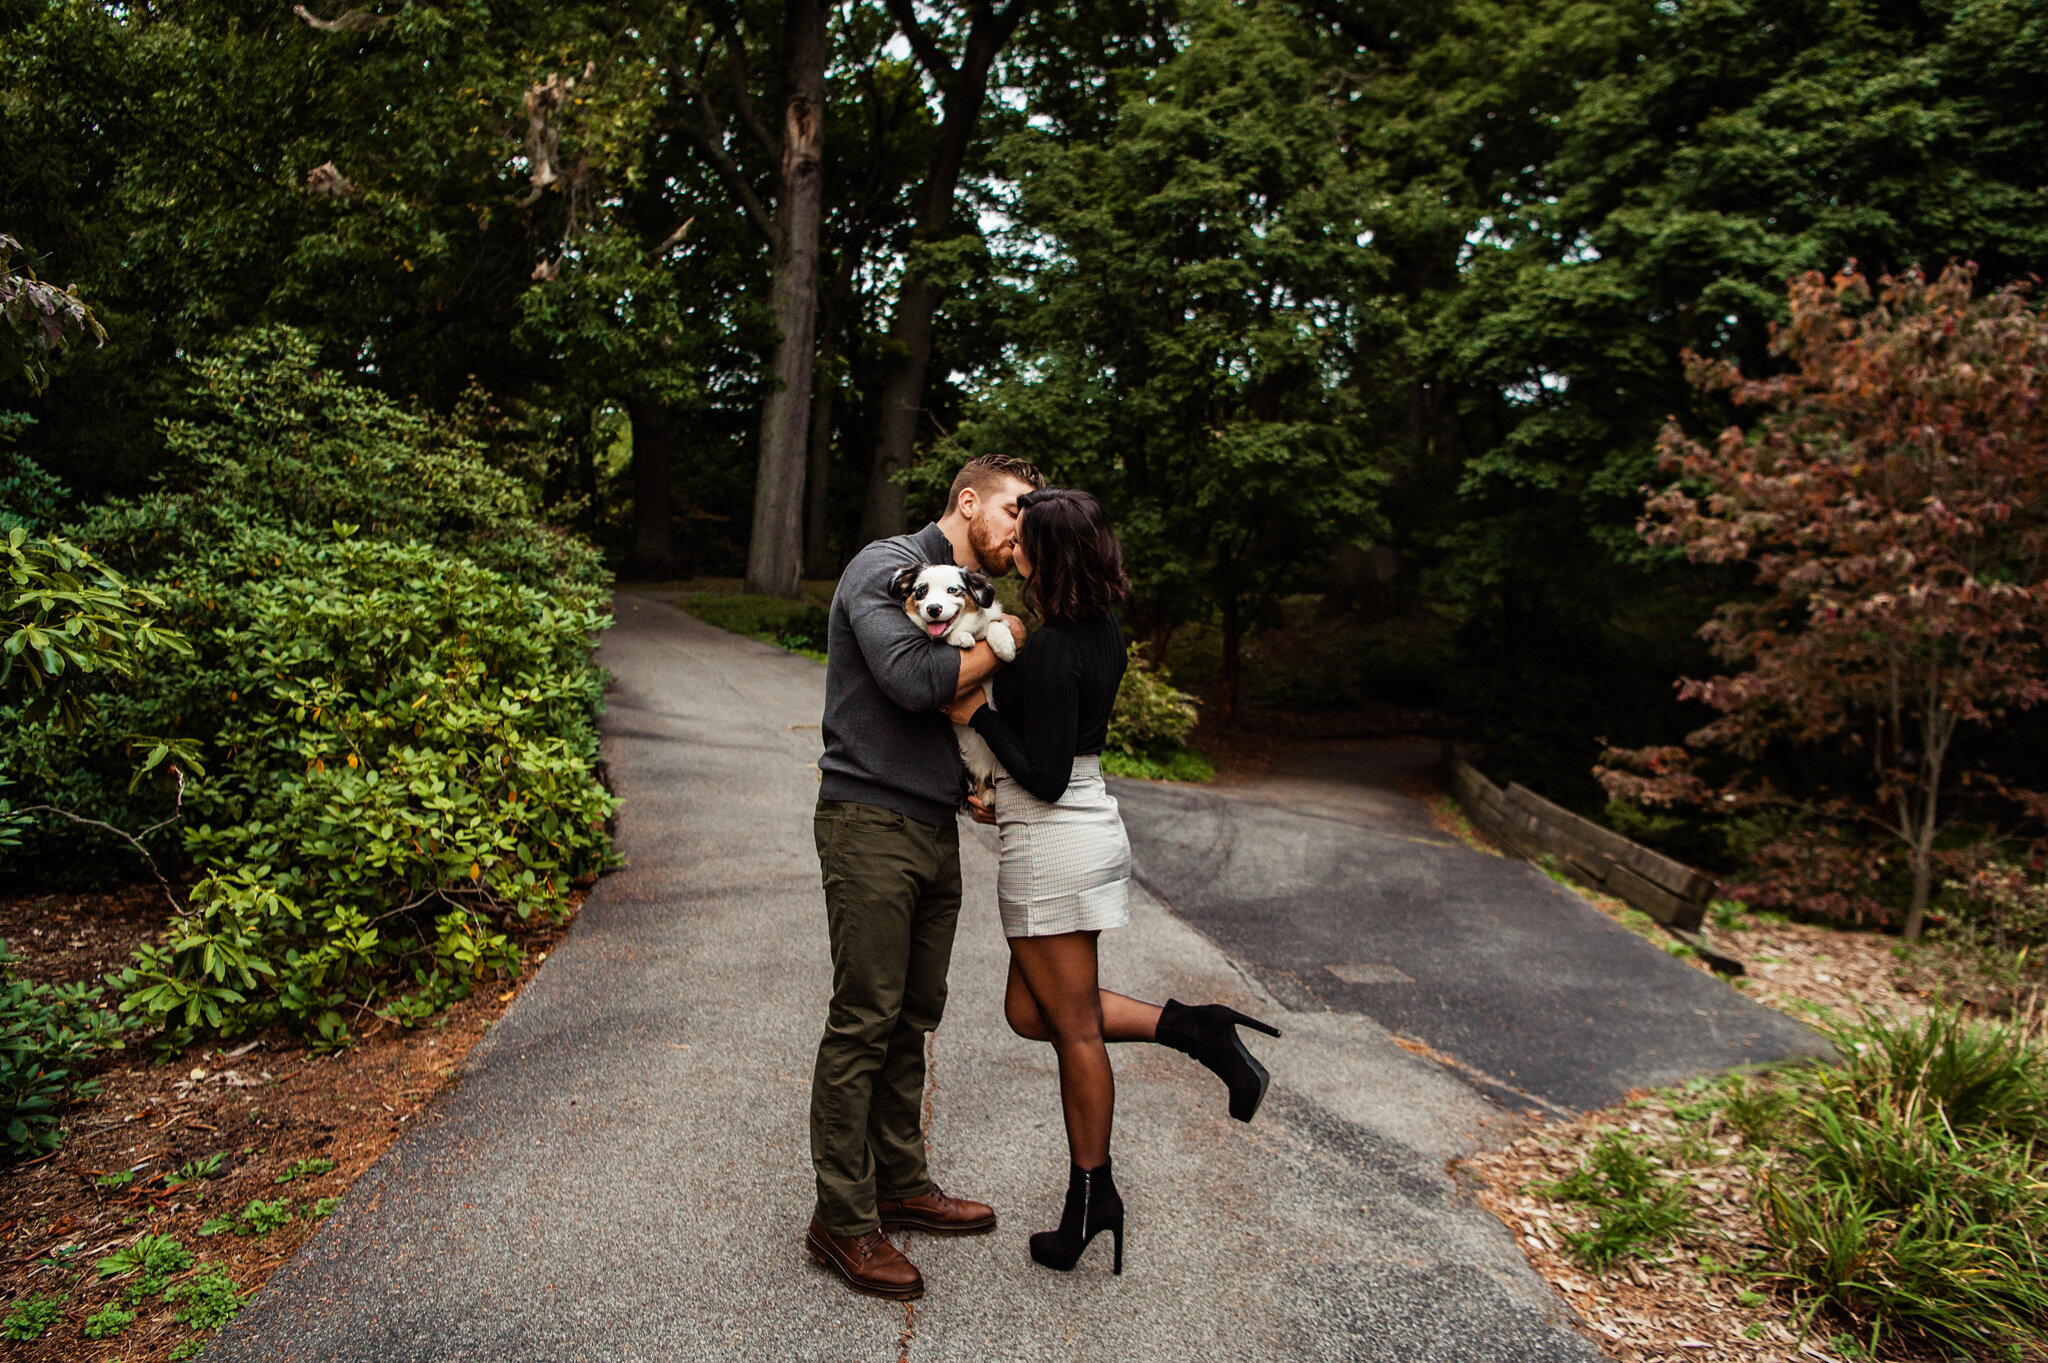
top-left (1746, 1009), bottom-right (2048, 1356)
top-left (1101, 748), bottom-right (1214, 782)
top-left (677, 593), bottom-right (830, 663)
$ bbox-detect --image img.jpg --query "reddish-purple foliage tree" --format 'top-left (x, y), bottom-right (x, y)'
top-left (1600, 265), bottom-right (2048, 939)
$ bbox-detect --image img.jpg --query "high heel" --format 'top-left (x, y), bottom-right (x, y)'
top-left (1029, 1161), bottom-right (1125, 1275)
top-left (1154, 1000), bottom-right (1282, 1122)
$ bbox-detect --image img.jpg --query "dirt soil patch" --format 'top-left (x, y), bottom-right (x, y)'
top-left (0, 884), bottom-right (579, 1361)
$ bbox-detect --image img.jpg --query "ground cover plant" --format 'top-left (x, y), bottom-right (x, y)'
top-left (677, 593), bottom-right (832, 662)
top-left (0, 880), bottom-right (575, 1362)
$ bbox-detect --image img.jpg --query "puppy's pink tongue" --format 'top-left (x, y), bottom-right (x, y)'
top-left (926, 622), bottom-right (948, 637)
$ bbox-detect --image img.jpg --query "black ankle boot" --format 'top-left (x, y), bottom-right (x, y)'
top-left (1028, 1161), bottom-right (1124, 1275)
top-left (1154, 999), bottom-right (1282, 1122)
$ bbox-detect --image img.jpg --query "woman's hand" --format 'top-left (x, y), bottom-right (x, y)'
top-left (941, 692), bottom-right (985, 725)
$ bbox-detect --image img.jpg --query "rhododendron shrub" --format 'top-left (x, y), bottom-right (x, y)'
top-left (1600, 266), bottom-right (2048, 939)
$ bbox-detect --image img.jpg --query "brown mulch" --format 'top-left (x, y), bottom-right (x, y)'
top-left (0, 884), bottom-right (578, 1361)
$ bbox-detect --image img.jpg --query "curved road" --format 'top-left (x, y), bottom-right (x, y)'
top-left (208, 595), bottom-right (1813, 1362)
top-left (1114, 744), bottom-right (1826, 1114)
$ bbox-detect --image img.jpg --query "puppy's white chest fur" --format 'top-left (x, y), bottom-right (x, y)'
top-left (889, 562), bottom-right (1017, 805)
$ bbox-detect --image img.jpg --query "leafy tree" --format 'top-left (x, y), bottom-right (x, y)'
top-left (966, 0), bottom-right (1383, 721)
top-left (1310, 0), bottom-right (2048, 791)
top-left (854, 0), bottom-right (1048, 544)
top-left (1600, 266), bottom-right (2048, 939)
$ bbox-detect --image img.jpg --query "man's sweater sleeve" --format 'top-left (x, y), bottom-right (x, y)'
top-left (846, 546), bottom-right (962, 712)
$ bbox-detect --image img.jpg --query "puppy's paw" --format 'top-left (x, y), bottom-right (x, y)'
top-left (945, 626), bottom-right (978, 649)
top-left (986, 620), bottom-right (1017, 662)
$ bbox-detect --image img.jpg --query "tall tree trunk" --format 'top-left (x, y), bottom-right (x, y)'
top-left (1904, 841), bottom-right (1933, 942)
top-left (627, 395), bottom-right (676, 578)
top-left (1218, 594), bottom-right (1241, 728)
top-left (802, 269), bottom-right (853, 579)
top-left (802, 331), bottom-right (840, 579)
top-left (857, 0), bottom-right (1041, 545)
top-left (743, 0), bottom-right (828, 598)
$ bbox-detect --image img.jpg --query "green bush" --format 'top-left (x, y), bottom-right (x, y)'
top-left (0, 941), bottom-right (128, 1160)
top-left (0, 443), bottom-right (67, 534)
top-left (0, 328), bottom-right (615, 1052)
top-left (1107, 644), bottom-right (1198, 758)
top-left (108, 529), bottom-right (615, 1049)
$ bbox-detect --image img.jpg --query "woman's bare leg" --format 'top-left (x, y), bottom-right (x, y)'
top-left (1007, 932), bottom-right (1123, 1168)
top-left (1005, 957), bottom-right (1161, 1044)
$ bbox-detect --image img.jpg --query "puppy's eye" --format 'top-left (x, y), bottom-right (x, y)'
top-left (948, 586), bottom-right (961, 595)
top-left (913, 585), bottom-right (927, 598)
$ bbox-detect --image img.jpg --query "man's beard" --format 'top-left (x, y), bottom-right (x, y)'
top-left (969, 517), bottom-right (1014, 574)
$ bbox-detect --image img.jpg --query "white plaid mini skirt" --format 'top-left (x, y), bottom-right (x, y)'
top-left (993, 755), bottom-right (1133, 938)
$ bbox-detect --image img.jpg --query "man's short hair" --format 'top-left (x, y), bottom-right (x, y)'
top-left (948, 454), bottom-right (1045, 513)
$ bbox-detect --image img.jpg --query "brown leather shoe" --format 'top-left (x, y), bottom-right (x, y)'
top-left (805, 1216), bottom-right (925, 1300)
top-left (876, 1183), bottom-right (997, 1236)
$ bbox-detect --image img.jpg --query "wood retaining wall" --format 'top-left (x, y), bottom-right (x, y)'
top-left (1443, 749), bottom-right (1715, 933)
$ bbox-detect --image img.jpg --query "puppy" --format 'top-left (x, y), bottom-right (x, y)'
top-left (890, 563), bottom-right (1017, 805)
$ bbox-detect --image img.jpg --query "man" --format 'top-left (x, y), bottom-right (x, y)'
top-left (805, 453), bottom-right (1046, 1299)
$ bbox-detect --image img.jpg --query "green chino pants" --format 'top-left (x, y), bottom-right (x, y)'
top-left (810, 799), bottom-right (963, 1236)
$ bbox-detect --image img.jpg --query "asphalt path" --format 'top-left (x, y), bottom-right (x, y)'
top-left (206, 594), bottom-right (1665, 1361)
top-left (1115, 744), bottom-right (1829, 1113)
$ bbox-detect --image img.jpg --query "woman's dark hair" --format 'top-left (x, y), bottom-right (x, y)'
top-left (1016, 487), bottom-right (1130, 623)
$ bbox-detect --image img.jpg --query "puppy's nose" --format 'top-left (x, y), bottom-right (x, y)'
top-left (925, 605), bottom-right (943, 618)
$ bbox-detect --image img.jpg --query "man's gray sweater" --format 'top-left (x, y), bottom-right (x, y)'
top-left (817, 522), bottom-right (965, 825)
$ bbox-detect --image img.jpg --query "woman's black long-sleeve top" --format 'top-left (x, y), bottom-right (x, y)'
top-left (969, 612), bottom-right (1126, 805)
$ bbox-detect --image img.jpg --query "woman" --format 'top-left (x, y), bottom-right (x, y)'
top-left (943, 486), bottom-right (1279, 1277)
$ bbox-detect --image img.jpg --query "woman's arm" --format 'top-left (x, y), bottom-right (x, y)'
top-left (969, 634), bottom-right (1081, 804)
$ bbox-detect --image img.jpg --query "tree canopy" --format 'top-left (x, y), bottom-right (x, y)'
top-left (5, 0), bottom-right (2047, 918)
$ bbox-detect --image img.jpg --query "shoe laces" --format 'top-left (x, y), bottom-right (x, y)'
top-left (852, 1230), bottom-right (890, 1260)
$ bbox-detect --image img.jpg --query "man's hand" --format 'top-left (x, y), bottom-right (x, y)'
top-left (965, 795), bottom-right (997, 826)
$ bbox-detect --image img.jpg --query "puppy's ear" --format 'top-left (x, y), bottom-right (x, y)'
top-left (963, 570), bottom-right (997, 610)
top-left (888, 564), bottom-right (922, 602)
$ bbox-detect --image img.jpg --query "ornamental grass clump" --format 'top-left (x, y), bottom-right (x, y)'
top-left (1753, 1008), bottom-right (2048, 1357)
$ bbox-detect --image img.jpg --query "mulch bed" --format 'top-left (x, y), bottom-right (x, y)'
top-left (1410, 781), bottom-right (2046, 1361)
top-left (0, 883), bottom-right (577, 1361)
top-left (1457, 1094), bottom-right (1952, 1363)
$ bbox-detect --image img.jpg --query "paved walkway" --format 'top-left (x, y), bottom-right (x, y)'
top-left (211, 596), bottom-right (1664, 1360)
top-left (1114, 744), bottom-right (1829, 1114)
